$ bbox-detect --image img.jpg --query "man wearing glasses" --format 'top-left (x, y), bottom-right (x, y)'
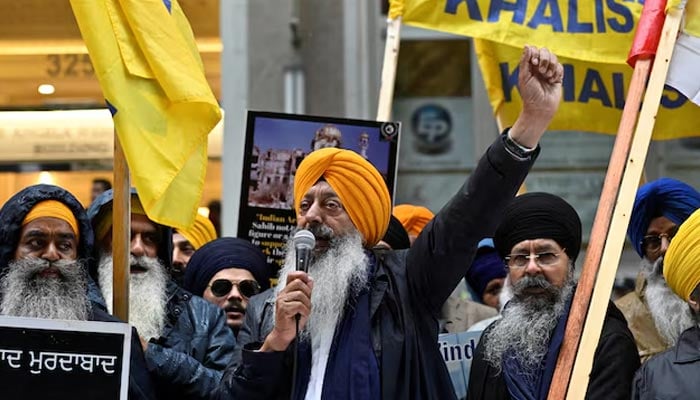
top-left (616, 178), bottom-right (700, 361)
top-left (468, 192), bottom-right (639, 400)
top-left (183, 237), bottom-right (274, 337)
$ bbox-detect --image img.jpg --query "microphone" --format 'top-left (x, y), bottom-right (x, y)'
top-left (293, 229), bottom-right (315, 273)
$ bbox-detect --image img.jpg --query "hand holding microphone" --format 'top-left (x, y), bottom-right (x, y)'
top-left (261, 230), bottom-right (316, 352)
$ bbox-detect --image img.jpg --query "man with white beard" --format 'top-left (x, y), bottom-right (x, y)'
top-left (468, 193), bottom-right (639, 400)
top-left (633, 208), bottom-right (700, 398)
top-left (87, 189), bottom-right (236, 400)
top-left (616, 178), bottom-right (700, 361)
top-left (0, 184), bottom-right (155, 399)
top-left (219, 45), bottom-right (563, 400)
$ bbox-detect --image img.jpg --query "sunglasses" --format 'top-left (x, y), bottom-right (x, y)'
top-left (209, 279), bottom-right (261, 298)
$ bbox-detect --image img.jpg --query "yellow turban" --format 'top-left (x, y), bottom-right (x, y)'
top-left (23, 200), bottom-right (80, 240)
top-left (664, 208), bottom-right (700, 301)
top-left (294, 148), bottom-right (391, 247)
top-left (179, 213), bottom-right (217, 250)
top-left (393, 204), bottom-right (434, 237)
top-left (94, 194), bottom-right (146, 240)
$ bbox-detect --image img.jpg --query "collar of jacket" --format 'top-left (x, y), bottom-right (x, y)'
top-left (674, 325), bottom-right (700, 364)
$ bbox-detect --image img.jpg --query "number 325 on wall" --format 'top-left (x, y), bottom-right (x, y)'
top-left (46, 54), bottom-right (94, 78)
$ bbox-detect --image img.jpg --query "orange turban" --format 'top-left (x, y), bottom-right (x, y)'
top-left (294, 148), bottom-right (391, 247)
top-left (664, 208), bottom-right (700, 301)
top-left (393, 204), bottom-right (434, 237)
top-left (179, 213), bottom-right (217, 250)
top-left (23, 200), bottom-right (80, 240)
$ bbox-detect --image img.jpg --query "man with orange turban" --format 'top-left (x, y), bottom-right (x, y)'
top-left (0, 184), bottom-right (155, 399)
top-left (393, 204), bottom-right (435, 245)
top-left (633, 208), bottom-right (700, 398)
top-left (220, 45), bottom-right (564, 400)
top-left (171, 212), bottom-right (218, 284)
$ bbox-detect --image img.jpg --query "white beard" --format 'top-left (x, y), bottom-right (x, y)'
top-left (483, 272), bottom-right (575, 374)
top-left (98, 255), bottom-right (169, 340)
top-left (641, 257), bottom-right (695, 345)
top-left (0, 258), bottom-right (90, 321)
top-left (276, 229), bottom-right (369, 345)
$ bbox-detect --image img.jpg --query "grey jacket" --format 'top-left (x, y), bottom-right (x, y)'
top-left (633, 325), bottom-right (700, 399)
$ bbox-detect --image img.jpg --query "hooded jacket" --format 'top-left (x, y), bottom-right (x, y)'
top-left (0, 184), bottom-right (156, 399)
top-left (87, 188), bottom-right (236, 400)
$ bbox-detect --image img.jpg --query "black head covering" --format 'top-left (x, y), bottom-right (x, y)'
top-left (183, 237), bottom-right (273, 296)
top-left (494, 192), bottom-right (582, 262)
top-left (381, 215), bottom-right (411, 250)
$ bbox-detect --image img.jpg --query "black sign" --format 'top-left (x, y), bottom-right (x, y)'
top-left (238, 111), bottom-right (400, 271)
top-left (0, 317), bottom-right (130, 400)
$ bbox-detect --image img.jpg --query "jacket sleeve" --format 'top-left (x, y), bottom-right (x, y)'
top-left (145, 306), bottom-right (236, 400)
top-left (406, 133), bottom-right (538, 315)
top-left (217, 290), bottom-right (288, 399)
top-left (586, 330), bottom-right (640, 400)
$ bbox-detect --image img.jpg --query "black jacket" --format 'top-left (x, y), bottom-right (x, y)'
top-left (0, 184), bottom-right (157, 400)
top-left (217, 134), bottom-right (537, 400)
top-left (632, 325), bottom-right (700, 399)
top-left (467, 301), bottom-right (640, 400)
top-left (87, 188), bottom-right (236, 399)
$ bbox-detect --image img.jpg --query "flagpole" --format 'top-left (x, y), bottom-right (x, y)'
top-left (377, 16), bottom-right (401, 121)
top-left (548, 5), bottom-right (686, 399)
top-left (113, 132), bottom-right (131, 322)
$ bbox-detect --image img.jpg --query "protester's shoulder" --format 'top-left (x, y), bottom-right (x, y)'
top-left (600, 301), bottom-right (637, 347)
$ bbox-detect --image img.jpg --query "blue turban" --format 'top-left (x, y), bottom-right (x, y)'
top-left (466, 239), bottom-right (507, 301)
top-left (628, 178), bottom-right (700, 257)
top-left (183, 237), bottom-right (272, 296)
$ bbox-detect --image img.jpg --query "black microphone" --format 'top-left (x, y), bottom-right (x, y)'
top-left (293, 229), bottom-right (315, 273)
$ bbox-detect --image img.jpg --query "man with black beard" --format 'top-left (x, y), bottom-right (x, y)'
top-left (219, 45), bottom-right (563, 400)
top-left (183, 237), bottom-right (274, 337)
top-left (468, 192), bottom-right (639, 400)
top-left (616, 178), bottom-right (700, 361)
top-left (88, 189), bottom-right (236, 400)
top-left (0, 184), bottom-right (155, 399)
top-left (633, 208), bottom-right (700, 398)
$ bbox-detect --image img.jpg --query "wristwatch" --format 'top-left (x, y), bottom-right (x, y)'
top-left (504, 130), bottom-right (537, 159)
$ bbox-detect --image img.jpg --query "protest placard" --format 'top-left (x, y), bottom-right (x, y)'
top-left (0, 316), bottom-right (131, 400)
top-left (238, 111), bottom-right (400, 270)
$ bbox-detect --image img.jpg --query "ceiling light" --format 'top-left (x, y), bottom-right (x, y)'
top-left (38, 84), bottom-right (55, 95)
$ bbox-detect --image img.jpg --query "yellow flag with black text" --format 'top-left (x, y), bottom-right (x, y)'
top-left (391, 0), bottom-right (645, 64)
top-left (70, 0), bottom-right (221, 230)
top-left (475, 39), bottom-right (700, 139)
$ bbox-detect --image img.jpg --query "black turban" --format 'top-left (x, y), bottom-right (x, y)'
top-left (183, 237), bottom-right (272, 296)
top-left (382, 215), bottom-right (411, 250)
top-left (494, 193), bottom-right (582, 262)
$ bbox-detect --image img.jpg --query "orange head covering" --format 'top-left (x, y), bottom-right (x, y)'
top-left (393, 204), bottom-right (434, 237)
top-left (664, 208), bottom-right (700, 301)
top-left (94, 194), bottom-right (146, 241)
top-left (23, 200), bottom-right (80, 240)
top-left (178, 213), bottom-right (217, 250)
top-left (294, 148), bottom-right (391, 247)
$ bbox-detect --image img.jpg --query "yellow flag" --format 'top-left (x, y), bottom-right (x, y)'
top-left (475, 39), bottom-right (700, 139)
top-left (390, 0), bottom-right (645, 64)
top-left (70, 0), bottom-right (221, 230)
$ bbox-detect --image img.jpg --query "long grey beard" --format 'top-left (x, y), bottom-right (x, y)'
top-left (276, 228), bottom-right (369, 344)
top-left (0, 258), bottom-right (90, 321)
top-left (98, 255), bottom-right (169, 340)
top-left (483, 273), bottom-right (575, 374)
top-left (641, 257), bottom-right (695, 345)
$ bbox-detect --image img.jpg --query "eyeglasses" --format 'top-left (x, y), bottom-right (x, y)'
top-left (209, 279), bottom-right (261, 298)
top-left (504, 250), bottom-right (566, 269)
top-left (641, 231), bottom-right (676, 256)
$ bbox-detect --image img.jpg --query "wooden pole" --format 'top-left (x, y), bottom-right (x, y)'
top-left (376, 17), bottom-right (401, 121)
top-left (112, 132), bottom-right (131, 322)
top-left (548, 6), bottom-right (686, 399)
